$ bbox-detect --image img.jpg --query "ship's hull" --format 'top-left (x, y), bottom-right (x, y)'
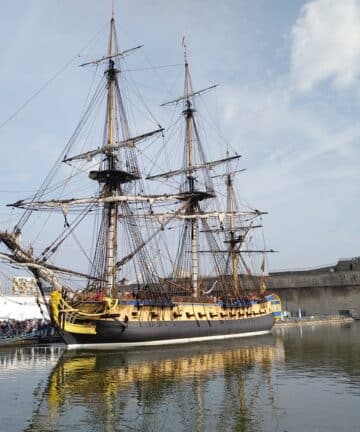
top-left (50, 291), bottom-right (275, 350)
top-left (60, 313), bottom-right (274, 350)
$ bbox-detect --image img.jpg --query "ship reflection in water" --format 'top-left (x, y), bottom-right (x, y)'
top-left (24, 335), bottom-right (283, 432)
top-left (2, 324), bottom-right (360, 431)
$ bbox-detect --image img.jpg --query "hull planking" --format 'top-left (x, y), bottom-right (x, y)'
top-left (51, 291), bottom-right (274, 350)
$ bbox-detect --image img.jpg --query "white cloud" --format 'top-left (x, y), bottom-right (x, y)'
top-left (291, 0), bottom-right (360, 92)
top-left (220, 79), bottom-right (360, 204)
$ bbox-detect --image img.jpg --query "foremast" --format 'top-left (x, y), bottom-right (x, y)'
top-left (88, 14), bottom-right (141, 296)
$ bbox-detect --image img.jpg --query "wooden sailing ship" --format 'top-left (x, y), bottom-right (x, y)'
top-left (0, 12), bottom-right (274, 349)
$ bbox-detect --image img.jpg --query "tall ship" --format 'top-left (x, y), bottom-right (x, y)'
top-left (0, 12), bottom-right (274, 349)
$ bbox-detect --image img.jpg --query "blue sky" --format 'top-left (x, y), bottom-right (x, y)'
top-left (0, 0), bottom-right (359, 271)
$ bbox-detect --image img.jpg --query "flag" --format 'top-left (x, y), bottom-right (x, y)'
top-left (260, 256), bottom-right (265, 272)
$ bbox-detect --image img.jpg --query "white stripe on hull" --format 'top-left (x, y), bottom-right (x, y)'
top-left (67, 329), bottom-right (272, 351)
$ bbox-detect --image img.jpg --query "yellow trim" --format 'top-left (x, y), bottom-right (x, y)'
top-left (62, 321), bottom-right (97, 335)
top-left (50, 290), bottom-right (97, 334)
top-left (270, 293), bottom-right (282, 321)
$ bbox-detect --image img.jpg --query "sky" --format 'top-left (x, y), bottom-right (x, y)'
top-left (0, 0), bottom-right (359, 272)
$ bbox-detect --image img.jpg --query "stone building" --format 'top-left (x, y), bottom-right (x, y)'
top-left (12, 276), bottom-right (39, 296)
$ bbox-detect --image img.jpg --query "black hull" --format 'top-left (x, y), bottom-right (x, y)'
top-left (61, 313), bottom-right (274, 349)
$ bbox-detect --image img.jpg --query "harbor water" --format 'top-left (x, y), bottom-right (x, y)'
top-left (0, 322), bottom-right (359, 432)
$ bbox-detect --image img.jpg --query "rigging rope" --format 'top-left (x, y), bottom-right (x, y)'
top-left (0, 21), bottom-right (108, 131)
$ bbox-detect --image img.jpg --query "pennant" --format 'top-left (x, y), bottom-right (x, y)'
top-left (260, 256), bottom-right (265, 272)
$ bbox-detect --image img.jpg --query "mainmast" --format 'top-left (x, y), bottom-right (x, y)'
top-left (183, 50), bottom-right (199, 299)
top-left (104, 15), bottom-right (118, 294)
top-left (158, 44), bottom-right (236, 300)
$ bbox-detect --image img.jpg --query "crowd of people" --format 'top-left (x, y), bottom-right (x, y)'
top-left (0, 318), bottom-right (55, 339)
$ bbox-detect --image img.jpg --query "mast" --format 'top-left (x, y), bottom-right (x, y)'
top-left (85, 12), bottom-right (146, 296)
top-left (158, 44), bottom-right (240, 300)
top-left (226, 171), bottom-right (240, 295)
top-left (104, 14), bottom-right (118, 294)
top-left (223, 150), bottom-right (239, 294)
top-left (183, 47), bottom-right (199, 299)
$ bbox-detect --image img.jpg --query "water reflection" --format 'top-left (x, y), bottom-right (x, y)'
top-left (0, 345), bottom-right (63, 372)
top-left (3, 324), bottom-right (360, 431)
top-left (24, 336), bottom-right (284, 432)
top-left (274, 322), bottom-right (360, 383)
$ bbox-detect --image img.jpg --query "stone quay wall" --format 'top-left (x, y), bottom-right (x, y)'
top-left (266, 258), bottom-right (360, 317)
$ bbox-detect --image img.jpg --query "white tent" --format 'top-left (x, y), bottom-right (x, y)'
top-left (0, 296), bottom-right (49, 320)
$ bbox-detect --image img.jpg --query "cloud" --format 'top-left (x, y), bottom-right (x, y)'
top-left (291, 0), bottom-right (360, 92)
top-left (220, 79), bottom-right (360, 199)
